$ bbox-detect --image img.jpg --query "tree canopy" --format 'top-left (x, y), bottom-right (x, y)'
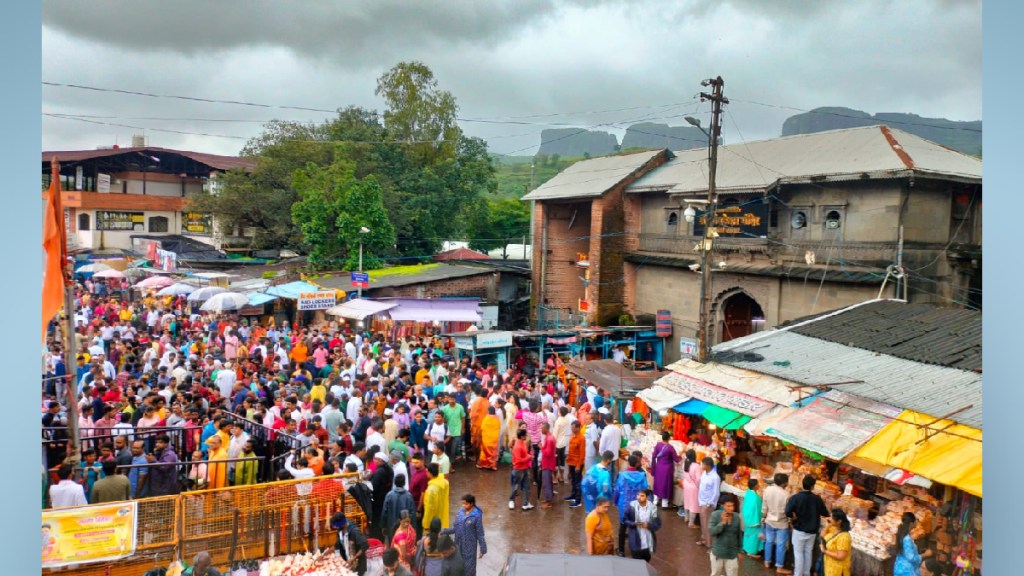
top-left (187, 62), bottom-right (499, 269)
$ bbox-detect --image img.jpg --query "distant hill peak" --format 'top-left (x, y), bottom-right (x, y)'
top-left (782, 107), bottom-right (981, 156)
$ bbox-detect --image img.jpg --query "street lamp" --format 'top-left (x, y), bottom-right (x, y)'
top-left (358, 226), bottom-right (370, 298)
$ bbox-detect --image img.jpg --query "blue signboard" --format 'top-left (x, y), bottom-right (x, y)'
top-left (350, 272), bottom-right (369, 288)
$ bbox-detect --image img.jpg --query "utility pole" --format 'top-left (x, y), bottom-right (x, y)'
top-left (696, 76), bottom-right (728, 363)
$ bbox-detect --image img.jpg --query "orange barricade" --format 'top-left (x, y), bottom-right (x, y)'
top-left (42, 473), bottom-right (367, 576)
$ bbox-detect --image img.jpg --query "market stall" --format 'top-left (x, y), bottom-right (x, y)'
top-left (447, 329), bottom-right (514, 373)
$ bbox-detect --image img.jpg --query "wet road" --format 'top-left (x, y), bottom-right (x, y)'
top-left (446, 461), bottom-right (782, 576)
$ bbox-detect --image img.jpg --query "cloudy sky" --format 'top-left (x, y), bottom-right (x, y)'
top-left (42, 0), bottom-right (982, 158)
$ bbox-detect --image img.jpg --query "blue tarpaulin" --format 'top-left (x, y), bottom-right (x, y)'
top-left (673, 399), bottom-right (711, 414)
top-left (265, 281), bottom-right (322, 299)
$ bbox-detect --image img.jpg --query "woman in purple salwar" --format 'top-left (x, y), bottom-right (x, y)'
top-left (650, 431), bottom-right (681, 509)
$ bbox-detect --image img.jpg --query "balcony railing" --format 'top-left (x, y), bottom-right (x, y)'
top-left (634, 233), bottom-right (897, 263)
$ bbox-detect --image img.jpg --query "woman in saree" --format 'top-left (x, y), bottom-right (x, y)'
top-left (390, 510), bottom-right (418, 569)
top-left (476, 406), bottom-right (501, 470)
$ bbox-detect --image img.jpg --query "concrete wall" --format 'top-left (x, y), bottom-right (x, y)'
top-left (631, 262), bottom-right (883, 364)
top-left (532, 201), bottom-right (591, 313)
top-left (70, 209), bottom-right (179, 250)
top-left (371, 273), bottom-right (499, 302)
top-left (777, 181), bottom-right (903, 244)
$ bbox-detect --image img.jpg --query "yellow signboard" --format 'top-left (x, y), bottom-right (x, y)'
top-left (42, 502), bottom-right (138, 568)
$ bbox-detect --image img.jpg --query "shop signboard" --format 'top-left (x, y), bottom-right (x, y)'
top-left (692, 203), bottom-right (769, 238)
top-left (658, 372), bottom-right (773, 417)
top-left (297, 291), bottom-right (336, 311)
top-left (476, 331), bottom-right (513, 350)
top-left (42, 502), bottom-right (138, 568)
top-left (239, 304), bottom-right (265, 316)
top-left (97, 173), bottom-right (111, 193)
top-left (454, 337), bottom-right (475, 351)
top-left (181, 211), bottom-right (213, 235)
top-left (350, 272), bottom-right (369, 288)
top-left (679, 338), bottom-right (697, 358)
top-left (96, 211), bottom-right (145, 232)
top-left (656, 309), bottom-right (672, 337)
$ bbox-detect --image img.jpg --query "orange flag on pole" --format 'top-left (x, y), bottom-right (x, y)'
top-left (42, 157), bottom-right (67, 343)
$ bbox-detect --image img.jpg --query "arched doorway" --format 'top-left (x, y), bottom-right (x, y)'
top-left (720, 292), bottom-right (765, 342)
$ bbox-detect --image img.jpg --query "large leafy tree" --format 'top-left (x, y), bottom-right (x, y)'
top-left (291, 159), bottom-right (395, 270)
top-left (193, 63), bottom-right (496, 263)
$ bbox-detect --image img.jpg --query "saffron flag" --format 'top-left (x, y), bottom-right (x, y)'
top-left (42, 157), bottom-right (66, 342)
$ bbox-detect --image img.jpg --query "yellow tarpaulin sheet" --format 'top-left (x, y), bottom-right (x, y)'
top-left (855, 410), bottom-right (982, 498)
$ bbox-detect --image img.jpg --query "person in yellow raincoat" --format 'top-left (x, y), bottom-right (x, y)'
top-left (476, 406), bottom-right (501, 470)
top-left (421, 463), bottom-right (450, 530)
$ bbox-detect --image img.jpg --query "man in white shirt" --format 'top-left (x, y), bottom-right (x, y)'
top-left (49, 464), bottom-right (87, 508)
top-left (365, 420), bottom-right (387, 455)
top-left (284, 453), bottom-right (315, 496)
top-left (227, 424), bottom-right (250, 475)
top-left (584, 412), bottom-right (602, 472)
top-left (344, 443), bottom-right (367, 474)
top-left (553, 406), bottom-right (572, 484)
top-left (346, 394), bottom-right (363, 426)
top-left (598, 413), bottom-right (622, 487)
top-left (215, 363), bottom-right (237, 399)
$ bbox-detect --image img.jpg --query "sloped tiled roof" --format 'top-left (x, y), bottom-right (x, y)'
top-left (521, 149), bottom-right (670, 201)
top-left (43, 146), bottom-right (256, 172)
top-left (626, 125), bottom-right (981, 195)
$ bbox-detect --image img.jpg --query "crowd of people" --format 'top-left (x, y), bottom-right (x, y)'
top-left (41, 278), bottom-right (942, 576)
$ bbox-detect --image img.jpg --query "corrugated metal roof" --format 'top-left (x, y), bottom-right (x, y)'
top-left (664, 359), bottom-right (809, 407)
top-left (521, 149), bottom-right (669, 201)
top-left (312, 264), bottom-right (494, 292)
top-left (712, 331), bottom-right (982, 429)
top-left (625, 125), bottom-right (981, 196)
top-left (784, 300), bottom-right (981, 372)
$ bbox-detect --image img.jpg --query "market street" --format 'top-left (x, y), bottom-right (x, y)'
top-left (447, 463), bottom-right (776, 576)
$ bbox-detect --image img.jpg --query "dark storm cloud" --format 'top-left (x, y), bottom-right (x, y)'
top-left (42, 0), bottom-right (558, 64)
top-left (41, 0), bottom-right (981, 157)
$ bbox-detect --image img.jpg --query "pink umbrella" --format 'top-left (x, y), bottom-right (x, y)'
top-left (135, 275), bottom-right (175, 289)
top-left (92, 269), bottom-right (126, 279)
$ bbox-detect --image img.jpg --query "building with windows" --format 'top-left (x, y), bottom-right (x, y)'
top-left (42, 144), bottom-right (255, 252)
top-left (526, 126), bottom-right (982, 364)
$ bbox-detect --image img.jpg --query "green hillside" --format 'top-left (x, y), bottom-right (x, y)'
top-left (493, 153), bottom-right (587, 199)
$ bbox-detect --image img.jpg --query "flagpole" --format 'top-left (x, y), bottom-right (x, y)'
top-left (50, 157), bottom-right (80, 460)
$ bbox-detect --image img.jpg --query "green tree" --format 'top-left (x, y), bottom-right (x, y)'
top-left (467, 198), bottom-right (531, 259)
top-left (291, 159), bottom-right (395, 270)
top-left (375, 61), bottom-right (460, 162)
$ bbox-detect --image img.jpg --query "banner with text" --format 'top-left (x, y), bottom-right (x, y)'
top-left (42, 502), bottom-right (138, 568)
top-left (298, 291), bottom-right (337, 311)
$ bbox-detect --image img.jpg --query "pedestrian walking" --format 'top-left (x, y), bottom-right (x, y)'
top-left (709, 499), bottom-right (743, 576)
top-left (742, 478), bottom-right (765, 557)
top-left (762, 473), bottom-right (794, 574)
top-left (585, 496), bottom-right (616, 556)
top-left (784, 475), bottom-right (830, 576)
top-left (508, 429), bottom-right (534, 511)
top-left (697, 457), bottom-right (722, 548)
top-left (441, 494), bottom-right (487, 576)
top-left (623, 489), bottom-right (661, 562)
top-left (650, 431), bottom-right (681, 509)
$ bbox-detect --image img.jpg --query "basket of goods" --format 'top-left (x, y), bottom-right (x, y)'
top-left (259, 551), bottom-right (358, 576)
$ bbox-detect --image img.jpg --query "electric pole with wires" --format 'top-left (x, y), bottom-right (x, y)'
top-left (695, 77), bottom-right (728, 363)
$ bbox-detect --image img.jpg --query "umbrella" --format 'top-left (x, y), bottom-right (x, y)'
top-left (200, 292), bottom-right (250, 312)
top-left (135, 276), bottom-right (175, 289)
top-left (92, 269), bottom-right (126, 279)
top-left (157, 283), bottom-right (196, 297)
top-left (76, 263), bottom-right (112, 274)
top-left (186, 286), bottom-right (228, 302)
top-left (194, 272), bottom-right (230, 279)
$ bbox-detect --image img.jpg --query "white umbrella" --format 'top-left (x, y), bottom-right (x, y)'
top-left (92, 269), bottom-right (126, 279)
top-left (200, 292), bottom-right (250, 312)
top-left (186, 286), bottom-right (228, 302)
top-left (77, 263), bottom-right (112, 274)
top-left (135, 276), bottom-right (175, 289)
top-left (157, 283), bottom-right (196, 297)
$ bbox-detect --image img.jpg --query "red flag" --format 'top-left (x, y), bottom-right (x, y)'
top-left (42, 157), bottom-right (67, 342)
